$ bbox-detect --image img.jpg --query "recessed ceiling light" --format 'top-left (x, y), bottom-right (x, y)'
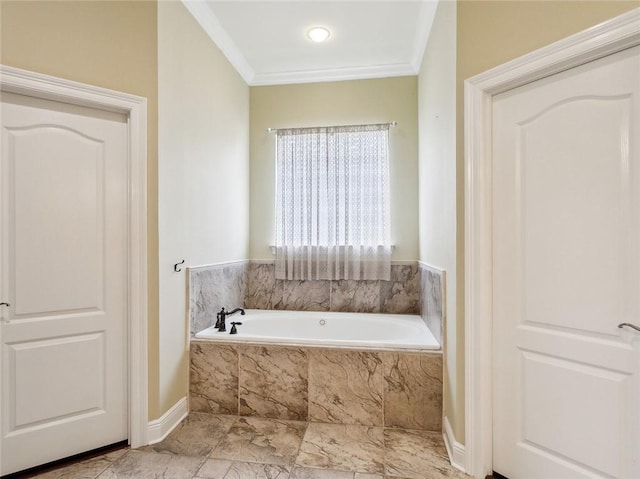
top-left (307, 26), bottom-right (330, 43)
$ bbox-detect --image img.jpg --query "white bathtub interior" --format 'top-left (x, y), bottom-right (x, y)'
top-left (194, 309), bottom-right (440, 350)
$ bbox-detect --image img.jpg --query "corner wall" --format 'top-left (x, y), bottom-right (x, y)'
top-left (417, 0), bottom-right (458, 444)
top-left (158, 0), bottom-right (250, 415)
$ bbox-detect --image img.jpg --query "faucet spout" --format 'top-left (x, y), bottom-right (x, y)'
top-left (227, 308), bottom-right (245, 317)
top-left (215, 307), bottom-right (245, 332)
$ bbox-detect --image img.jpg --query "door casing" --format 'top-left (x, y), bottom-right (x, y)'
top-left (0, 65), bottom-right (149, 471)
top-left (464, 8), bottom-right (640, 479)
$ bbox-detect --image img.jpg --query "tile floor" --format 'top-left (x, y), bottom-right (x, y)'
top-left (21, 413), bottom-right (468, 479)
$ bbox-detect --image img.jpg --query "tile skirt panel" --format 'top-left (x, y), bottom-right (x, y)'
top-left (238, 346), bottom-right (308, 421)
top-left (190, 342), bottom-right (442, 431)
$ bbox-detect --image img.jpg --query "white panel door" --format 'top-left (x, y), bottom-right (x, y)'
top-left (492, 45), bottom-right (640, 479)
top-left (0, 92), bottom-right (128, 475)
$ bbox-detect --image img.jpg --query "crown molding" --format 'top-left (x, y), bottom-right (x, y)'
top-left (411, 0), bottom-right (439, 72)
top-left (251, 63), bottom-right (417, 86)
top-left (181, 0), bottom-right (436, 86)
top-left (181, 0), bottom-right (255, 84)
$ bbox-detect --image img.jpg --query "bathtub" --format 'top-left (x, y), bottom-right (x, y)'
top-left (194, 309), bottom-right (440, 350)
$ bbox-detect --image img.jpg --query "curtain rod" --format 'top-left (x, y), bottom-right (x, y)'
top-left (266, 121), bottom-right (397, 134)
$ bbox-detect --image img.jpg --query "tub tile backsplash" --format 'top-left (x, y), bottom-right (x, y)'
top-left (189, 262), bottom-right (248, 337)
top-left (239, 346), bottom-right (308, 421)
top-left (245, 262), bottom-right (283, 310)
top-left (281, 279), bottom-right (331, 311)
top-left (420, 264), bottom-right (444, 344)
top-left (308, 350), bottom-right (383, 426)
top-left (190, 261), bottom-right (443, 344)
top-left (380, 264), bottom-right (421, 314)
top-left (244, 262), bottom-right (419, 317)
top-left (330, 280), bottom-right (381, 313)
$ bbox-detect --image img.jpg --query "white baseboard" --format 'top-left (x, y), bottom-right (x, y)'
top-left (147, 397), bottom-right (188, 445)
top-left (443, 415), bottom-right (467, 473)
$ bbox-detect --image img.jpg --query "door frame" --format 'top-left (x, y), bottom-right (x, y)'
top-left (0, 65), bottom-right (149, 466)
top-left (464, 8), bottom-right (640, 478)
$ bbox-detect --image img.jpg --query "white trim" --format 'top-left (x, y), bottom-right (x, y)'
top-left (0, 66), bottom-right (149, 455)
top-left (188, 259), bottom-right (250, 271)
top-left (464, 8), bottom-right (640, 479)
top-left (417, 260), bottom-right (446, 274)
top-left (180, 0), bottom-right (255, 84)
top-left (443, 416), bottom-right (466, 473)
top-left (147, 397), bottom-right (188, 445)
top-left (181, 0), bottom-right (436, 86)
top-left (410, 0), bottom-right (439, 73)
top-left (250, 63), bottom-right (416, 87)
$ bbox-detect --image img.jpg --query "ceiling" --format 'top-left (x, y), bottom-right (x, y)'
top-left (182, 1), bottom-right (439, 86)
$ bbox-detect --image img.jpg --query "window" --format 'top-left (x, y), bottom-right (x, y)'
top-left (274, 123), bottom-right (391, 281)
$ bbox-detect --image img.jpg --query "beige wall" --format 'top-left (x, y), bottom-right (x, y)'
top-left (417, 0), bottom-right (458, 444)
top-left (0, 0), bottom-right (162, 419)
top-left (249, 77), bottom-right (419, 261)
top-left (453, 0), bottom-right (639, 443)
top-left (157, 1), bottom-right (250, 414)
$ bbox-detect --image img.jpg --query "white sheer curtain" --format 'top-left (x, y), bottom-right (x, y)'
top-left (275, 124), bottom-right (391, 281)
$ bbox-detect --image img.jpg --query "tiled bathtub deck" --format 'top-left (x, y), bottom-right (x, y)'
top-left (24, 413), bottom-right (468, 479)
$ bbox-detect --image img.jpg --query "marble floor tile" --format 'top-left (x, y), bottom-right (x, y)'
top-left (384, 429), bottom-right (467, 479)
top-left (30, 449), bottom-right (128, 479)
top-left (296, 423), bottom-right (385, 474)
top-left (195, 458), bottom-right (233, 478)
top-left (222, 462), bottom-right (290, 479)
top-left (290, 467), bottom-right (355, 478)
top-left (239, 346), bottom-right (308, 420)
top-left (145, 412), bottom-right (237, 457)
top-left (308, 350), bottom-right (383, 426)
top-left (353, 475), bottom-right (384, 479)
top-left (96, 450), bottom-right (203, 479)
top-left (209, 416), bottom-right (307, 466)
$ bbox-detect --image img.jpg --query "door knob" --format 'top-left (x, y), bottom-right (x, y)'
top-left (0, 302), bottom-right (9, 307)
top-left (618, 323), bottom-right (640, 333)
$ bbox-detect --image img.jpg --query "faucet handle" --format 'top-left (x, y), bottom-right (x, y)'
top-left (230, 322), bottom-right (242, 335)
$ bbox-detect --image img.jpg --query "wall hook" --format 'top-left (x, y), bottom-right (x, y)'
top-left (174, 260), bottom-right (185, 272)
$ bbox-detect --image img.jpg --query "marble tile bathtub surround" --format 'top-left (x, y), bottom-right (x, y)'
top-left (420, 263), bottom-right (444, 344)
top-left (239, 346), bottom-right (308, 420)
top-left (189, 262), bottom-right (248, 337)
top-left (189, 261), bottom-right (443, 344)
top-left (308, 349), bottom-right (383, 426)
top-left (330, 280), bottom-right (381, 313)
top-left (246, 261), bottom-right (420, 314)
top-left (190, 343), bottom-right (238, 415)
top-left (384, 353), bottom-right (443, 431)
top-left (190, 341), bottom-right (443, 431)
